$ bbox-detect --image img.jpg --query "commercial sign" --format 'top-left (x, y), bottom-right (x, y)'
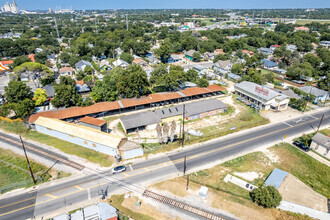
top-left (255, 86), bottom-right (269, 96)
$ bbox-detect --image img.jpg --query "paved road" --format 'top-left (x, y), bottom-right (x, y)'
top-left (0, 109), bottom-right (329, 220)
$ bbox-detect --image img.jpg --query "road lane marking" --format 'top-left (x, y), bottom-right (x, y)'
top-left (1, 115), bottom-right (329, 217)
top-left (87, 188), bottom-right (91, 200)
top-left (74, 185), bottom-right (84, 191)
top-left (282, 122), bottom-right (293, 127)
top-left (308, 115), bottom-right (317, 119)
top-left (45, 194), bottom-right (58, 199)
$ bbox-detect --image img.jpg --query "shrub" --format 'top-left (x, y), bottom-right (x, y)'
top-left (250, 185), bottom-right (282, 208)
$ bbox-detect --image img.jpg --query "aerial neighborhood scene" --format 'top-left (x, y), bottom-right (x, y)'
top-left (0, 0), bottom-right (330, 219)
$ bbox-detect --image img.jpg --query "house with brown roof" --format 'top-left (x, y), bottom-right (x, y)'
top-left (132, 58), bottom-right (148, 68)
top-left (59, 67), bottom-right (74, 76)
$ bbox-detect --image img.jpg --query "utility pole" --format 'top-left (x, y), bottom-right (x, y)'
top-left (316, 114), bottom-right (324, 133)
top-left (182, 104), bottom-right (185, 147)
top-left (125, 14), bottom-right (129, 31)
top-left (19, 136), bottom-right (36, 184)
top-left (54, 17), bottom-right (60, 39)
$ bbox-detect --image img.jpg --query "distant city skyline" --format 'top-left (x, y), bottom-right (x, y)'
top-left (0, 0), bottom-right (329, 11)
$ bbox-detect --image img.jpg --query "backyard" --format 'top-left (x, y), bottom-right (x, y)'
top-left (0, 119), bottom-right (115, 167)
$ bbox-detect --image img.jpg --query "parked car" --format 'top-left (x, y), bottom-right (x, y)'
top-left (112, 166), bottom-right (126, 174)
top-left (292, 141), bottom-right (309, 152)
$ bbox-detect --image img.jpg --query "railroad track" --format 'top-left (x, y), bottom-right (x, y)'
top-left (142, 190), bottom-right (225, 220)
top-left (0, 133), bottom-right (85, 171)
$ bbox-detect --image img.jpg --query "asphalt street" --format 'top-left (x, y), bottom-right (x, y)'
top-left (0, 108), bottom-right (329, 220)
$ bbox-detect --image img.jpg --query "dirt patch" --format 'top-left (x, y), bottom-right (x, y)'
top-left (278, 174), bottom-right (328, 212)
top-left (121, 194), bottom-right (173, 220)
top-left (233, 171), bottom-right (262, 181)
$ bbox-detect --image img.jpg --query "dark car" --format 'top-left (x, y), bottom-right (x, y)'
top-left (112, 166), bottom-right (126, 174)
top-left (293, 141), bottom-right (309, 152)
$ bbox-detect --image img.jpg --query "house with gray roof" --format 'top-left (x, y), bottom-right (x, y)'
top-left (298, 86), bottom-right (329, 102)
top-left (235, 81), bottom-right (290, 111)
top-left (311, 133), bottom-right (330, 158)
top-left (75, 60), bottom-right (92, 72)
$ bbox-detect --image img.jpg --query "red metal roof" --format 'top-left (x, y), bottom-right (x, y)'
top-left (79, 116), bottom-right (107, 126)
top-left (29, 85), bottom-right (226, 123)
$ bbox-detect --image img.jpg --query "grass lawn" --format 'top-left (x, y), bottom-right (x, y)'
top-left (295, 20), bottom-right (330, 25)
top-left (0, 148), bottom-right (70, 191)
top-left (0, 120), bottom-right (115, 167)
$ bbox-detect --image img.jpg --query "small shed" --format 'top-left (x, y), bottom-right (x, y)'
top-left (118, 139), bottom-right (144, 159)
top-left (264, 168), bottom-right (288, 189)
top-left (79, 116), bottom-right (108, 132)
top-left (199, 186), bottom-right (208, 199)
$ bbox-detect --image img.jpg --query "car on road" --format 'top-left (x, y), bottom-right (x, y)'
top-left (112, 165), bottom-right (126, 174)
top-left (292, 141), bottom-right (309, 152)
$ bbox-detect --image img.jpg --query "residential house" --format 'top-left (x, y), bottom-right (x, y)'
top-left (132, 58), bottom-right (149, 69)
top-left (168, 54), bottom-right (182, 63)
top-left (310, 133), bottom-right (330, 158)
top-left (75, 83), bottom-right (91, 95)
top-left (213, 60), bottom-right (232, 74)
top-left (235, 81), bottom-right (290, 111)
top-left (261, 59), bottom-right (278, 69)
top-left (112, 59), bottom-right (129, 69)
top-left (258, 47), bottom-right (273, 55)
top-left (214, 49), bottom-right (225, 55)
top-left (294, 26), bottom-right (309, 31)
top-left (298, 86), bottom-right (329, 102)
top-left (227, 73), bottom-right (241, 81)
top-left (242, 50), bottom-right (254, 56)
top-left (203, 52), bottom-right (217, 61)
top-left (59, 67), bottom-right (74, 76)
top-left (42, 84), bottom-right (55, 98)
top-left (75, 60), bottom-right (92, 72)
top-left (184, 50), bottom-right (197, 61)
top-left (0, 60), bottom-right (13, 67)
top-left (320, 41), bottom-right (330, 48)
top-left (99, 59), bottom-right (112, 71)
top-left (270, 44), bottom-right (281, 51)
top-left (286, 44), bottom-right (297, 52)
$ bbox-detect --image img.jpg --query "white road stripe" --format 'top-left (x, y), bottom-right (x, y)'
top-left (87, 188), bottom-right (91, 200)
top-left (283, 122), bottom-right (293, 127)
top-left (308, 115), bottom-right (317, 119)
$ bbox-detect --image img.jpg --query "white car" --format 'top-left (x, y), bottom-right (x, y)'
top-left (112, 166), bottom-right (126, 174)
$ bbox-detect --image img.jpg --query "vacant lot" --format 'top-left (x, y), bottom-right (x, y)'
top-left (151, 143), bottom-right (330, 220)
top-left (0, 148), bottom-right (70, 192)
top-left (0, 119), bottom-right (115, 167)
top-left (295, 19), bottom-right (330, 25)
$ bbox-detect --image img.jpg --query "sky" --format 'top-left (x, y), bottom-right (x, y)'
top-left (1, 0), bottom-right (329, 10)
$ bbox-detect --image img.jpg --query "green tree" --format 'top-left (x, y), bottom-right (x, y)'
top-left (250, 185), bottom-right (282, 208)
top-left (196, 78), bottom-right (209, 87)
top-left (51, 77), bottom-right (82, 108)
top-left (4, 80), bottom-right (33, 103)
top-left (231, 63), bottom-right (243, 75)
top-left (10, 55), bottom-right (32, 69)
top-left (33, 88), bottom-right (48, 106)
top-left (192, 52), bottom-right (201, 62)
top-left (35, 52), bottom-right (48, 64)
top-left (117, 64), bottom-right (149, 98)
top-left (120, 52), bottom-right (134, 64)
